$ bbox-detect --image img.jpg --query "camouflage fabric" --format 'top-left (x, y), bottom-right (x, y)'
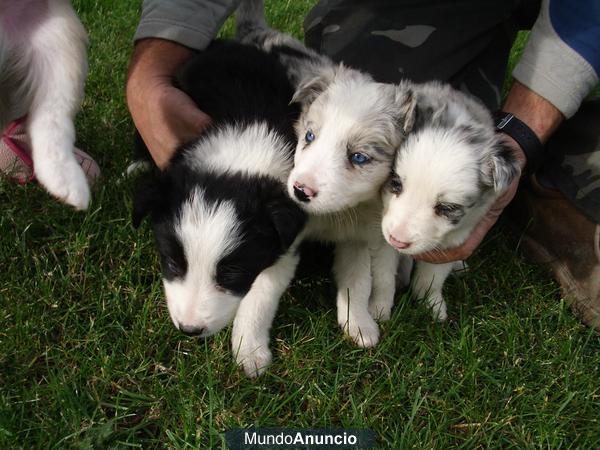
top-left (304, 0), bottom-right (599, 223)
top-left (304, 0), bottom-right (539, 110)
top-left (541, 100), bottom-right (600, 223)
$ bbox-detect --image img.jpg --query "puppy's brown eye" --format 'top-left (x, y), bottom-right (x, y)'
top-left (389, 176), bottom-right (403, 194)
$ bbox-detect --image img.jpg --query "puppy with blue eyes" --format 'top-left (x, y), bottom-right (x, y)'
top-left (291, 72), bottom-right (417, 346)
top-left (236, 0), bottom-right (417, 346)
top-left (381, 82), bottom-right (520, 321)
top-left (290, 69), bottom-right (414, 214)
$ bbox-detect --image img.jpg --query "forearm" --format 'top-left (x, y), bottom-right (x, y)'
top-left (502, 80), bottom-right (564, 145)
top-left (126, 38), bottom-right (212, 169)
top-left (500, 80), bottom-right (564, 172)
top-left (127, 38), bottom-right (194, 95)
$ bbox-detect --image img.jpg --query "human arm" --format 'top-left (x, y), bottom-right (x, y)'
top-left (126, 0), bottom-right (241, 168)
top-left (126, 39), bottom-right (213, 169)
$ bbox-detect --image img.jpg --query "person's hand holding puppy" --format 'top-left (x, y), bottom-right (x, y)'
top-left (126, 39), bottom-right (212, 169)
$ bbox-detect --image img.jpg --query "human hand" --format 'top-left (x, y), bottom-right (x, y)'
top-left (126, 39), bottom-right (212, 169)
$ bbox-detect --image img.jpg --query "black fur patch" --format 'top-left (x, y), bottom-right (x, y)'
top-left (176, 40), bottom-right (300, 145)
top-left (141, 169), bottom-right (306, 295)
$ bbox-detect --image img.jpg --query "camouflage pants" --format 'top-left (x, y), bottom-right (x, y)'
top-left (304, 0), bottom-right (600, 223)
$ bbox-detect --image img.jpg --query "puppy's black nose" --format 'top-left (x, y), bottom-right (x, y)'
top-left (293, 185), bottom-right (310, 202)
top-left (179, 325), bottom-right (205, 336)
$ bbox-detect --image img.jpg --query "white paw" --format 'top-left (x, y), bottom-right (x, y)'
top-left (35, 156), bottom-right (90, 210)
top-left (339, 312), bottom-right (380, 348)
top-left (427, 295), bottom-right (448, 322)
top-left (232, 336), bottom-right (272, 378)
top-left (367, 297), bottom-right (392, 322)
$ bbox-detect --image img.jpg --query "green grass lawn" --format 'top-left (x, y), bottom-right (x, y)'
top-left (1, 1), bottom-right (598, 448)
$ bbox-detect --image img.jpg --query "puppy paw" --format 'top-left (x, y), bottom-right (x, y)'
top-left (427, 295), bottom-right (448, 322)
top-left (236, 346), bottom-right (273, 378)
top-left (232, 334), bottom-right (272, 378)
top-left (35, 156), bottom-right (90, 210)
top-left (339, 313), bottom-right (380, 348)
top-left (367, 298), bottom-right (392, 322)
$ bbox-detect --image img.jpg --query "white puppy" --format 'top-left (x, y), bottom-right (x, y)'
top-left (0, 0), bottom-right (89, 209)
top-left (237, 0), bottom-right (416, 347)
top-left (381, 82), bottom-right (520, 321)
top-left (291, 70), bottom-right (416, 346)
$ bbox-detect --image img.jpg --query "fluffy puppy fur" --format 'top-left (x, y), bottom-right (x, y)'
top-left (291, 72), bottom-right (415, 214)
top-left (133, 40), bottom-right (306, 377)
top-left (236, 0), bottom-right (416, 347)
top-left (381, 82), bottom-right (520, 320)
top-left (0, 0), bottom-right (89, 209)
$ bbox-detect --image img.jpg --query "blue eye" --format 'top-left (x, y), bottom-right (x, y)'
top-left (305, 130), bottom-right (315, 143)
top-left (350, 152), bottom-right (371, 165)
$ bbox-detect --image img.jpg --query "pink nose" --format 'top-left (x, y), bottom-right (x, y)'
top-left (389, 235), bottom-right (411, 249)
top-left (293, 181), bottom-right (317, 202)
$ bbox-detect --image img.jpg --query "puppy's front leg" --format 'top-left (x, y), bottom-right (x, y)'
top-left (334, 242), bottom-right (379, 347)
top-left (232, 249), bottom-right (299, 377)
top-left (412, 261), bottom-right (454, 321)
top-left (367, 242), bottom-right (399, 321)
top-left (27, 2), bottom-right (90, 209)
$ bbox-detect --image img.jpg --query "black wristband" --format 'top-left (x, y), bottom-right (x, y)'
top-left (493, 111), bottom-right (543, 173)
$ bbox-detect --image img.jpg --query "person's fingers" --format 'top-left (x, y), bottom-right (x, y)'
top-left (126, 39), bottom-right (213, 169)
top-left (176, 96), bottom-right (213, 136)
top-left (414, 211), bottom-right (499, 263)
top-left (129, 81), bottom-right (212, 169)
top-left (149, 85), bottom-right (212, 167)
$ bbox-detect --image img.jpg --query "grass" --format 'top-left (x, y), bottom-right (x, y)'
top-left (1, 1), bottom-right (599, 448)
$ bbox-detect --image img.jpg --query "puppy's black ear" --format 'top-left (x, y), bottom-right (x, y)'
top-left (266, 198), bottom-right (307, 250)
top-left (457, 125), bottom-right (520, 193)
top-left (394, 83), bottom-right (418, 135)
top-left (291, 65), bottom-right (336, 105)
top-left (487, 141), bottom-right (521, 193)
top-left (132, 175), bottom-right (167, 228)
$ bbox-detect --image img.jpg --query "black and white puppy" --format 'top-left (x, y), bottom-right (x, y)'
top-left (133, 40), bottom-right (306, 377)
top-left (0, 0), bottom-right (89, 209)
top-left (381, 81), bottom-right (520, 320)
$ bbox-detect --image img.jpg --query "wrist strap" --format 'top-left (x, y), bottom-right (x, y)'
top-left (493, 111), bottom-right (543, 173)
